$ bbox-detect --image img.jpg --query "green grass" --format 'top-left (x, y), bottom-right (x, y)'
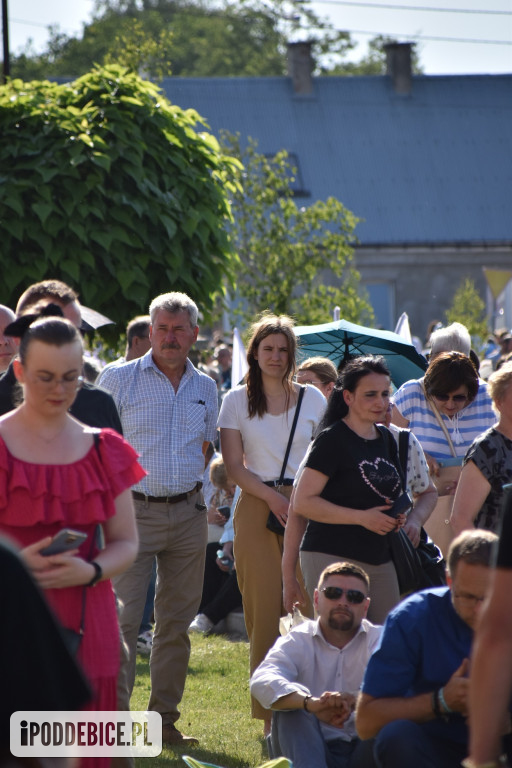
top-left (132, 634), bottom-right (267, 768)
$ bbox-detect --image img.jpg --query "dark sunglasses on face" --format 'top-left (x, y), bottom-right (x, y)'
top-left (320, 586), bottom-right (366, 604)
top-left (431, 392), bottom-right (468, 403)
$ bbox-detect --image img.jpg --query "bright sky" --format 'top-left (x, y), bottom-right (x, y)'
top-left (7, 0), bottom-right (512, 75)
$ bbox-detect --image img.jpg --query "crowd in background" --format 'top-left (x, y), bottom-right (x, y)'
top-left (1, 280), bottom-right (512, 768)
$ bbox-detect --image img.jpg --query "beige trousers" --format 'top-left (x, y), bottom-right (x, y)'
top-left (114, 492), bottom-right (207, 726)
top-left (233, 488), bottom-right (312, 720)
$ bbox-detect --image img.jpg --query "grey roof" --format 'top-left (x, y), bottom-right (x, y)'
top-left (161, 74), bottom-right (512, 246)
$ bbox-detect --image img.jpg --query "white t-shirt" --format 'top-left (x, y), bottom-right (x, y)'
top-left (218, 384), bottom-right (326, 482)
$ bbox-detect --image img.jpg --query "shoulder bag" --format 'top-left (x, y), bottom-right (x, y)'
top-left (60, 433), bottom-right (104, 654)
top-left (385, 428), bottom-right (446, 595)
top-left (266, 386), bottom-right (305, 536)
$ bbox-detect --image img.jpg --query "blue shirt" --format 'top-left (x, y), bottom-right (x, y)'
top-left (98, 353), bottom-right (218, 496)
top-left (362, 587), bottom-right (472, 745)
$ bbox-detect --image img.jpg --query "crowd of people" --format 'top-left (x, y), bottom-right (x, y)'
top-left (1, 278), bottom-right (512, 768)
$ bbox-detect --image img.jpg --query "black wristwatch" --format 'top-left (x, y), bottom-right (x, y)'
top-left (86, 561), bottom-right (103, 587)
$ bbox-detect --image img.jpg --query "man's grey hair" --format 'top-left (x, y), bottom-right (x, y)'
top-left (149, 292), bottom-right (198, 327)
top-left (430, 322), bottom-right (471, 358)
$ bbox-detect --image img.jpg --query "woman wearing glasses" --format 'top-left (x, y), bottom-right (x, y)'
top-left (392, 351), bottom-right (495, 553)
top-left (293, 356), bottom-right (406, 625)
top-left (0, 313), bottom-right (142, 753)
top-left (451, 362), bottom-right (512, 535)
top-left (296, 357), bottom-right (338, 401)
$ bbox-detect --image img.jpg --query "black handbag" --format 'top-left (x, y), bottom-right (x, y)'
top-left (388, 429), bottom-right (446, 595)
top-left (266, 386), bottom-right (305, 536)
top-left (389, 527), bottom-right (446, 595)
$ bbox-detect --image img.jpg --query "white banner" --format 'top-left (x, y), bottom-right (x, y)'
top-left (10, 711), bottom-right (162, 758)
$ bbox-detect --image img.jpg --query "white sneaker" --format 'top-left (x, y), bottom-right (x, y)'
top-left (188, 614), bottom-right (214, 634)
top-left (137, 629), bottom-right (153, 655)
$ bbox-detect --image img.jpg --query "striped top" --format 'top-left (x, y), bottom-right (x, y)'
top-left (392, 378), bottom-right (496, 460)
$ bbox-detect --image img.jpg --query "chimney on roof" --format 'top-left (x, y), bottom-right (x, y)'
top-left (287, 41), bottom-right (314, 95)
top-left (384, 42), bottom-right (414, 95)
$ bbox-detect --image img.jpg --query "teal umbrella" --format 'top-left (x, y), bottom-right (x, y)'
top-left (295, 318), bottom-right (427, 389)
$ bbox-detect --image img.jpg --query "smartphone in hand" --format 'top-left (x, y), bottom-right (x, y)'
top-left (386, 492), bottom-right (413, 518)
top-left (40, 529), bottom-right (87, 556)
top-left (217, 505), bottom-right (231, 521)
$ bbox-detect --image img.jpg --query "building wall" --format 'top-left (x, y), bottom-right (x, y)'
top-left (354, 244), bottom-right (512, 341)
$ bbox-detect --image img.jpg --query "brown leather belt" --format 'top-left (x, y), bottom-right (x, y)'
top-left (133, 482), bottom-right (202, 505)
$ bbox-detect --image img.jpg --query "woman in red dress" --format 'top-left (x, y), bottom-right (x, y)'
top-left (0, 314), bottom-right (142, 744)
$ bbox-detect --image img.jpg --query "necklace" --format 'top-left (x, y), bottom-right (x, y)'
top-left (445, 412), bottom-right (463, 445)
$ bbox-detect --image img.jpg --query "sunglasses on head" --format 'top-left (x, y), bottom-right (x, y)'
top-left (431, 392), bottom-right (468, 403)
top-left (320, 586), bottom-right (366, 604)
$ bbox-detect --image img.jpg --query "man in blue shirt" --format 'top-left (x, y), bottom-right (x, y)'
top-left (356, 529), bottom-right (498, 768)
top-left (99, 291), bottom-right (218, 747)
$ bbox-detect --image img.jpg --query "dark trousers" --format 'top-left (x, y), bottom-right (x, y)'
top-left (199, 542), bottom-right (242, 624)
top-left (374, 720), bottom-right (466, 768)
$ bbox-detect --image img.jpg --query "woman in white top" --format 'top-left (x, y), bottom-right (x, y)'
top-left (219, 313), bottom-right (326, 729)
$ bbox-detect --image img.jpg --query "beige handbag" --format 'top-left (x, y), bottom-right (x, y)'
top-left (422, 389), bottom-right (462, 557)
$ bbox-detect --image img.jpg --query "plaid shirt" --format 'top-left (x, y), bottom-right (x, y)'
top-left (98, 353), bottom-right (218, 496)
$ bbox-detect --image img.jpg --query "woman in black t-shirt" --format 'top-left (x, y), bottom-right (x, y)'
top-left (294, 356), bottom-right (405, 623)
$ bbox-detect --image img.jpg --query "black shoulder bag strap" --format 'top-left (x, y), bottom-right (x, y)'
top-left (376, 423), bottom-right (406, 492)
top-left (276, 385), bottom-right (306, 489)
top-left (398, 429), bottom-right (410, 488)
top-left (76, 431), bottom-right (102, 642)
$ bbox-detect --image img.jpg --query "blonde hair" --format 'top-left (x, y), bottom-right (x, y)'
top-left (209, 456), bottom-right (228, 489)
top-left (298, 356), bottom-right (337, 384)
top-left (487, 361), bottom-right (512, 407)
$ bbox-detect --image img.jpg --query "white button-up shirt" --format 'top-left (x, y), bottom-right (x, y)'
top-left (250, 618), bottom-right (382, 742)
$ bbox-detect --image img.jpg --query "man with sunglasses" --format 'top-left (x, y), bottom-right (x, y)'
top-left (356, 529), bottom-right (498, 768)
top-left (251, 562), bottom-right (381, 768)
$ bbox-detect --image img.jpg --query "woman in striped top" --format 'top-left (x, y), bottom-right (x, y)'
top-left (392, 351), bottom-right (495, 474)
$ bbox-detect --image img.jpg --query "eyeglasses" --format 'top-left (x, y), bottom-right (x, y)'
top-left (453, 591), bottom-right (485, 605)
top-left (297, 378), bottom-right (324, 386)
top-left (431, 392), bottom-right (468, 403)
top-left (32, 374), bottom-right (84, 390)
top-left (320, 586), bottom-right (367, 604)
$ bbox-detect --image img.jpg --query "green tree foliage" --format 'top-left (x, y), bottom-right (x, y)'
top-left (0, 66), bottom-right (241, 334)
top-left (222, 133), bottom-right (373, 327)
top-left (446, 278), bottom-right (489, 353)
top-left (103, 18), bottom-right (174, 79)
top-left (328, 35), bottom-right (423, 76)
top-left (9, 0), bottom-right (354, 80)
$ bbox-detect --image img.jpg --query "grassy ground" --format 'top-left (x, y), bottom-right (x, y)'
top-left (132, 634), bottom-right (267, 768)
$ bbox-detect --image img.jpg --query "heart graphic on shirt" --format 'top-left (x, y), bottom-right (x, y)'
top-left (359, 458), bottom-right (400, 501)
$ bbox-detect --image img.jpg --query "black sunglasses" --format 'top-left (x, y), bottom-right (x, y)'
top-left (320, 586), bottom-right (366, 604)
top-left (430, 392), bottom-right (468, 403)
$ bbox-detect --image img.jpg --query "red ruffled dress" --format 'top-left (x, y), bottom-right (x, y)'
top-left (0, 428), bottom-right (146, 714)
